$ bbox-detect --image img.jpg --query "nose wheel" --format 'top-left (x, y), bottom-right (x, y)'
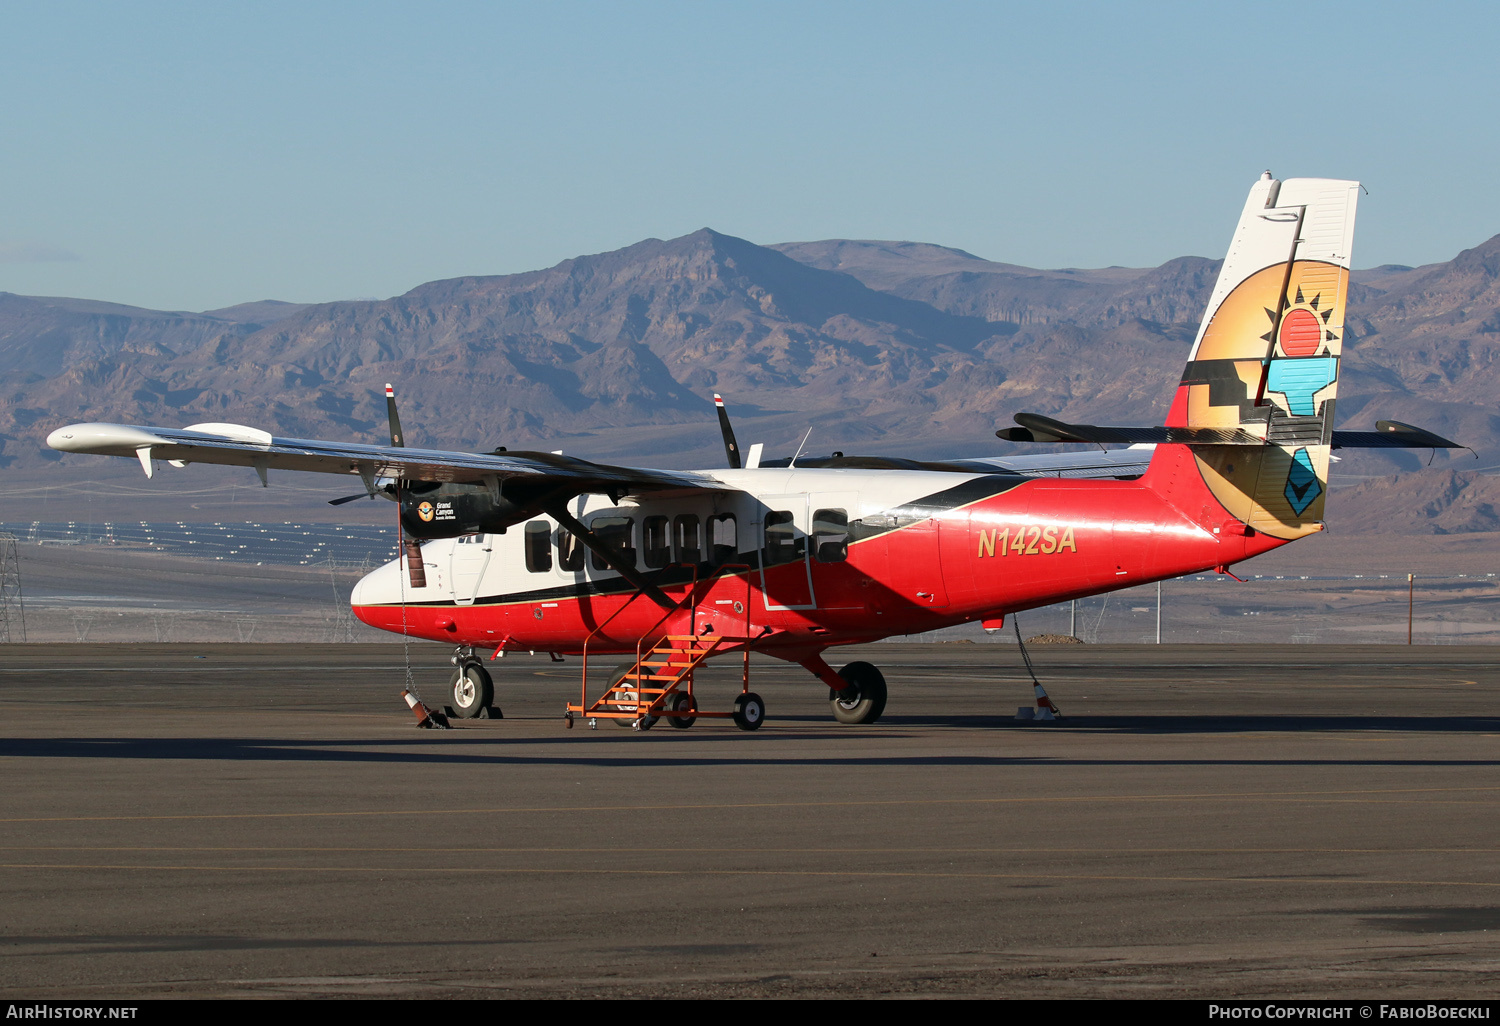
top-left (449, 661), bottom-right (495, 718)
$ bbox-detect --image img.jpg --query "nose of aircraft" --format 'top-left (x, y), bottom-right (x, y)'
top-left (350, 557), bottom-right (404, 607)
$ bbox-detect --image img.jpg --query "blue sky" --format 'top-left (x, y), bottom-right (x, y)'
top-left (3, 1), bottom-right (1497, 311)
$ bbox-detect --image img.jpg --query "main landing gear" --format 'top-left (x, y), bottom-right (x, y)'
top-left (448, 647), bottom-right (500, 719)
top-left (830, 662), bottom-right (887, 725)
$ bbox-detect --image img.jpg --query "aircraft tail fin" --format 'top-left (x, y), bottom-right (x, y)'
top-left (1158, 173), bottom-right (1360, 540)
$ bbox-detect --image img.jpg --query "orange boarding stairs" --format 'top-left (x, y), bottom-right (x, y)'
top-left (566, 565), bottom-right (764, 731)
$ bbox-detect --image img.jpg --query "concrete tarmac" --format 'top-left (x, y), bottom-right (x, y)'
top-left (2, 642), bottom-right (1500, 999)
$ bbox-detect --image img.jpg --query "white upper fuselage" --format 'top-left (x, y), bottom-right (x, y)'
top-left (350, 466), bottom-right (990, 610)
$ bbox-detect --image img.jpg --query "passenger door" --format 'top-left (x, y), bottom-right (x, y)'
top-left (757, 494), bottom-right (815, 610)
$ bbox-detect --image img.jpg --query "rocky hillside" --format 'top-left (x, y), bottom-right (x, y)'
top-left (4, 229), bottom-right (1499, 520)
top-left (2, 230), bottom-right (1023, 464)
top-left (1328, 469), bottom-right (1500, 534)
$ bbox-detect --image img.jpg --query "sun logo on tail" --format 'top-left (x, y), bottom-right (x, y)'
top-left (1262, 286), bottom-right (1339, 358)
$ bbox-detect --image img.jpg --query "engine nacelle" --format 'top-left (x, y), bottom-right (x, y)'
top-left (397, 478), bottom-right (571, 539)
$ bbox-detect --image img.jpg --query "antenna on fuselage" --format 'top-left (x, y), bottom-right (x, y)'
top-left (713, 393), bottom-right (742, 469)
top-left (789, 427), bottom-right (813, 468)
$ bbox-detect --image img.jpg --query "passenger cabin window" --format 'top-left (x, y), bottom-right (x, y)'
top-left (707, 513), bottom-right (737, 567)
top-left (643, 516), bottom-right (670, 569)
top-left (812, 508), bottom-right (849, 563)
top-left (673, 514), bottom-right (702, 564)
top-left (556, 527), bottom-right (585, 572)
top-left (590, 517), bottom-right (636, 572)
top-left (524, 521), bottom-right (551, 572)
top-left (763, 510), bottom-right (804, 565)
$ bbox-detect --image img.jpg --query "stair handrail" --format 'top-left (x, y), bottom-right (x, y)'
top-left (631, 562), bottom-right (707, 682)
top-left (582, 562), bottom-right (700, 703)
top-left (633, 561), bottom-right (758, 701)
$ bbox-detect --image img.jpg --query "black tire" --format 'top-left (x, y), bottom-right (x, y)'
top-left (607, 663), bottom-right (658, 729)
top-left (450, 663), bottom-right (494, 719)
top-left (605, 663), bottom-right (634, 728)
top-left (830, 661), bottom-right (887, 725)
top-left (667, 691), bottom-right (697, 729)
top-left (732, 691), bottom-right (766, 731)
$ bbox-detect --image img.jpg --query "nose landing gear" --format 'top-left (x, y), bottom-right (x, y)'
top-left (448, 646), bottom-right (499, 719)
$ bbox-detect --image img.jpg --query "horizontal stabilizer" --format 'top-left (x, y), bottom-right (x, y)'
top-left (997, 412), bottom-right (1462, 450)
top-left (1344, 420), bottom-right (1468, 450)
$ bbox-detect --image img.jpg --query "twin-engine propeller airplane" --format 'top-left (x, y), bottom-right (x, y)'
top-left (48, 174), bottom-right (1462, 731)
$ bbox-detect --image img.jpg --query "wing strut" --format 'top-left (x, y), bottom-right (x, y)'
top-left (543, 503), bottom-right (675, 611)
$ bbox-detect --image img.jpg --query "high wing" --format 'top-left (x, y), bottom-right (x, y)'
top-left (45, 421), bottom-right (728, 495)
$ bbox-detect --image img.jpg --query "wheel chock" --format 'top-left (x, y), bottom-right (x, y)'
top-left (402, 690), bottom-right (450, 729)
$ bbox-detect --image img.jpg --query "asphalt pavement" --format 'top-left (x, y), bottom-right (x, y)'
top-left (2, 642), bottom-right (1499, 999)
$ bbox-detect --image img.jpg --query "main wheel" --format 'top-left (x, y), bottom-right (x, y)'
top-left (732, 691), bottom-right (765, 731)
top-left (450, 662), bottom-right (494, 719)
top-left (667, 691), bottom-right (697, 729)
top-left (830, 661), bottom-right (886, 725)
top-left (607, 663), bottom-right (656, 729)
top-left (607, 663), bottom-right (635, 728)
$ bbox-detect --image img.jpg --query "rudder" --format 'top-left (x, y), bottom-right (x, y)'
top-left (1161, 173), bottom-right (1359, 541)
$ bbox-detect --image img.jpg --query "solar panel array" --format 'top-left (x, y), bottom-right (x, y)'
top-left (2, 521), bottom-right (397, 567)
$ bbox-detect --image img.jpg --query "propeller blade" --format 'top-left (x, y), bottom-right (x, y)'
top-left (713, 393), bottom-right (741, 469)
top-left (327, 492), bottom-right (374, 506)
top-left (385, 383), bottom-right (405, 448)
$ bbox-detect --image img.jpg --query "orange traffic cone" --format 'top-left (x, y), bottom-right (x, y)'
top-left (402, 690), bottom-right (450, 729)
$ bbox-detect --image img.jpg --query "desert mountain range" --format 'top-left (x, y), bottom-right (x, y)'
top-left (4, 228), bottom-right (1499, 530)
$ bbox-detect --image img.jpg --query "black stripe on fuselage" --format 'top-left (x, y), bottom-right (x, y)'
top-left (880, 473), bottom-right (1026, 527)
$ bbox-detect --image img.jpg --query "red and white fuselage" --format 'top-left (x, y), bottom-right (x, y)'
top-left (351, 444), bottom-right (1286, 661)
